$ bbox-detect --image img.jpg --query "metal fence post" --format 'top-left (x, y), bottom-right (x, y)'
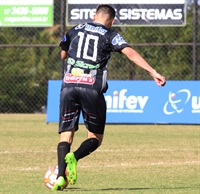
top-left (192, 0), bottom-right (198, 80)
top-left (60, 0), bottom-right (66, 79)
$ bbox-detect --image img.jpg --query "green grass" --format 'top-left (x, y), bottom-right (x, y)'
top-left (0, 114), bottom-right (200, 194)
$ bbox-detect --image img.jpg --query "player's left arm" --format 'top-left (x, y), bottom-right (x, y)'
top-left (121, 47), bottom-right (166, 87)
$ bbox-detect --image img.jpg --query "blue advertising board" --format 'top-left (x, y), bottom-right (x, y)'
top-left (46, 80), bottom-right (200, 124)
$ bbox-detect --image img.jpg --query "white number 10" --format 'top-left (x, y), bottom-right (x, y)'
top-left (76, 32), bottom-right (99, 62)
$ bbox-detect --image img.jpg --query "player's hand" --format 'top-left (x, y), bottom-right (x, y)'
top-left (151, 70), bottom-right (166, 87)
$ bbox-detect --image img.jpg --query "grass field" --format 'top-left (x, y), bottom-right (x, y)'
top-left (0, 114), bottom-right (199, 194)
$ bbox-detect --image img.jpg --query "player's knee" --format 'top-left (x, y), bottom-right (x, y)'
top-left (89, 138), bottom-right (100, 152)
top-left (88, 132), bottom-right (103, 146)
top-left (97, 138), bottom-right (103, 147)
top-left (59, 129), bottom-right (75, 144)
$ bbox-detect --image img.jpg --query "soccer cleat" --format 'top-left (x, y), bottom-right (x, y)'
top-left (52, 176), bottom-right (66, 191)
top-left (65, 152), bottom-right (77, 185)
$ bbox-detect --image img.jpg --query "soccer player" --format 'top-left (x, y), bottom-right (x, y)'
top-left (52, 4), bottom-right (166, 191)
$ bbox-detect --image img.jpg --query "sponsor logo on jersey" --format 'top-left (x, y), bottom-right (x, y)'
top-left (71, 68), bottom-right (84, 76)
top-left (67, 57), bottom-right (100, 69)
top-left (75, 23), bottom-right (86, 29)
top-left (112, 34), bottom-right (127, 46)
top-left (64, 73), bottom-right (95, 85)
top-left (85, 24), bottom-right (107, 35)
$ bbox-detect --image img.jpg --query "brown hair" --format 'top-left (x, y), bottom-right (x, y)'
top-left (96, 4), bottom-right (116, 20)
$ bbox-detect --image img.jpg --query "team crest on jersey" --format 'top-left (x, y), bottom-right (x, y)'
top-left (61, 35), bottom-right (67, 42)
top-left (112, 34), bottom-right (127, 46)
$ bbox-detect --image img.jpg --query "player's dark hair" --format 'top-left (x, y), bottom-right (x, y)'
top-left (96, 4), bottom-right (116, 20)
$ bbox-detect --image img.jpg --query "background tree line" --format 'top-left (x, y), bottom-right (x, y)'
top-left (0, 1), bottom-right (199, 113)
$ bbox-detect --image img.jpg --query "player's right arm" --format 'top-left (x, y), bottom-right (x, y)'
top-left (60, 32), bottom-right (71, 60)
top-left (121, 47), bottom-right (166, 87)
top-left (61, 50), bottom-right (68, 59)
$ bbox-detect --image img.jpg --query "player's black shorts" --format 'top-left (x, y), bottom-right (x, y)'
top-left (59, 86), bottom-right (106, 134)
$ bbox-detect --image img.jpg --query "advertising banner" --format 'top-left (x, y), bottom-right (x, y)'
top-left (46, 80), bottom-right (200, 124)
top-left (67, 0), bottom-right (186, 26)
top-left (0, 0), bottom-right (53, 27)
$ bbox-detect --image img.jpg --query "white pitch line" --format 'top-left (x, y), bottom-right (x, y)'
top-left (10, 161), bottom-right (200, 172)
top-left (79, 160), bottom-right (200, 168)
top-left (150, 160), bottom-right (200, 165)
top-left (2, 149), bottom-right (200, 170)
top-left (0, 148), bottom-right (198, 154)
top-left (0, 150), bottom-right (56, 154)
top-left (12, 167), bottom-right (40, 171)
top-left (96, 148), bottom-right (200, 152)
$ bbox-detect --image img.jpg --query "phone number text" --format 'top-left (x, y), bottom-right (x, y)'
top-left (4, 6), bottom-right (49, 15)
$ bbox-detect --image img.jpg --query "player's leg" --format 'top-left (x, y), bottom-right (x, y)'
top-left (65, 87), bottom-right (106, 185)
top-left (52, 87), bottom-right (80, 190)
top-left (73, 131), bottom-right (103, 161)
top-left (57, 131), bottom-right (74, 177)
top-left (65, 131), bottom-right (103, 185)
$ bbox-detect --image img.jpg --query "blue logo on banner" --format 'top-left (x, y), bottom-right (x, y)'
top-left (163, 89), bottom-right (191, 115)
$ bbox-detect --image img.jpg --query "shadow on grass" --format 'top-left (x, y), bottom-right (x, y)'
top-left (64, 185), bottom-right (200, 192)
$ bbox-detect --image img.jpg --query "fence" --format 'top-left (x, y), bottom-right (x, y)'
top-left (0, 0), bottom-right (199, 113)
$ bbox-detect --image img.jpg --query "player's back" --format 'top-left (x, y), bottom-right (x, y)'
top-left (60, 21), bottom-right (129, 93)
top-left (66, 22), bottom-right (115, 69)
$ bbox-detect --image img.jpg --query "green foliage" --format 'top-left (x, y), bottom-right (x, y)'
top-left (0, 27), bottom-right (61, 113)
top-left (108, 7), bottom-right (199, 81)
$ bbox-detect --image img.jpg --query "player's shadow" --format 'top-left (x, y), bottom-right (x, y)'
top-left (64, 185), bottom-right (200, 192)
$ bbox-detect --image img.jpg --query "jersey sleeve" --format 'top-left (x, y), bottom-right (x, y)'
top-left (59, 32), bottom-right (70, 52)
top-left (110, 31), bottom-right (131, 53)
